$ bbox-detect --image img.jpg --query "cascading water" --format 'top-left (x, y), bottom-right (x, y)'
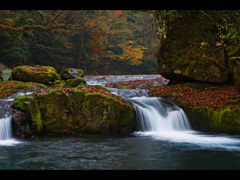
top-left (0, 98), bottom-right (20, 146)
top-left (129, 97), bottom-right (191, 132)
top-left (0, 115), bottom-right (12, 140)
top-left (0, 91), bottom-right (38, 146)
top-left (85, 75), bottom-right (240, 151)
top-left (127, 95), bottom-right (240, 150)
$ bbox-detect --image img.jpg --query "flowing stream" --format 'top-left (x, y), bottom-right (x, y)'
top-left (100, 76), bottom-right (240, 152)
top-left (1, 75), bottom-right (240, 169)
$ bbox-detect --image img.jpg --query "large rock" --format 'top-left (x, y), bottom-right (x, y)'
top-left (181, 100), bottom-right (240, 134)
top-left (61, 68), bottom-right (84, 80)
top-left (155, 11), bottom-right (229, 84)
top-left (228, 58), bottom-right (240, 94)
top-left (13, 86), bottom-right (135, 136)
top-left (80, 93), bottom-right (135, 133)
top-left (66, 77), bottom-right (86, 87)
top-left (13, 95), bottom-right (43, 135)
top-left (12, 65), bottom-right (58, 85)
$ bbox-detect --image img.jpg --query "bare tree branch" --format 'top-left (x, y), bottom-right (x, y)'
top-left (47, 10), bottom-right (65, 27)
top-left (0, 10), bottom-right (90, 32)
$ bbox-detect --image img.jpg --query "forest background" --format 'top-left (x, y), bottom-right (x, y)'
top-left (0, 10), bottom-right (160, 75)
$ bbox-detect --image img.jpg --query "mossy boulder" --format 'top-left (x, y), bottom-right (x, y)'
top-left (36, 89), bottom-right (73, 132)
top-left (61, 68), bottom-right (84, 80)
top-left (66, 77), bottom-right (86, 87)
top-left (180, 101), bottom-right (240, 134)
top-left (156, 11), bottom-right (229, 84)
top-left (80, 93), bottom-right (135, 133)
top-left (52, 80), bottom-right (66, 87)
top-left (229, 59), bottom-right (240, 94)
top-left (13, 95), bottom-right (43, 134)
top-left (12, 65), bottom-right (58, 85)
top-left (13, 87), bottom-right (135, 137)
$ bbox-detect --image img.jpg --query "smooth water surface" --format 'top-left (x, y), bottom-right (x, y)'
top-left (1, 134), bottom-right (240, 170)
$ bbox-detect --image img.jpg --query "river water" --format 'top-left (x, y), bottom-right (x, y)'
top-left (1, 75), bottom-right (240, 169)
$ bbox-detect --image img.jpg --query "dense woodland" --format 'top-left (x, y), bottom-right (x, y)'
top-left (1, 10), bottom-right (240, 75)
top-left (0, 10), bottom-right (160, 75)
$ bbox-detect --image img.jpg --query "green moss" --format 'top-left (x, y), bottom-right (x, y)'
top-left (68, 88), bottom-right (85, 125)
top-left (182, 100), bottom-right (240, 134)
top-left (80, 93), bottom-right (121, 132)
top-left (14, 95), bottom-right (43, 134)
top-left (12, 65), bottom-right (58, 85)
top-left (52, 80), bottom-right (66, 87)
top-left (36, 89), bottom-right (70, 132)
top-left (66, 77), bottom-right (86, 87)
top-left (209, 105), bottom-right (240, 134)
top-left (13, 86), bottom-right (135, 135)
top-left (80, 93), bottom-right (135, 133)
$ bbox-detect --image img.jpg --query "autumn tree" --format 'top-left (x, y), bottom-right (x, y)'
top-left (0, 10), bottom-right (159, 75)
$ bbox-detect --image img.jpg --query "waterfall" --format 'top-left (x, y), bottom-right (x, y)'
top-left (85, 75), bottom-right (240, 150)
top-left (0, 90), bottom-right (36, 146)
top-left (0, 98), bottom-right (20, 146)
top-left (0, 115), bottom-right (12, 140)
top-left (128, 97), bottom-right (191, 132)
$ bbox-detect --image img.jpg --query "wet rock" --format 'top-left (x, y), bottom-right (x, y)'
top-left (61, 68), bottom-right (84, 80)
top-left (11, 109), bottom-right (33, 139)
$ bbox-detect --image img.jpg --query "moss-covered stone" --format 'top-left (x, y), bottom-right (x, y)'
top-left (36, 89), bottom-right (73, 132)
top-left (80, 93), bottom-right (135, 133)
top-left (52, 80), bottom-right (66, 87)
top-left (61, 68), bottom-right (84, 80)
top-left (181, 101), bottom-right (240, 134)
top-left (66, 77), bottom-right (86, 87)
top-left (13, 95), bottom-right (43, 134)
top-left (155, 11), bottom-right (229, 84)
top-left (68, 88), bottom-right (85, 126)
top-left (12, 65), bottom-right (57, 85)
top-left (13, 87), bottom-right (136, 136)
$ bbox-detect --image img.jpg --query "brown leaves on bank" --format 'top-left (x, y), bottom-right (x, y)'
top-left (149, 84), bottom-right (240, 112)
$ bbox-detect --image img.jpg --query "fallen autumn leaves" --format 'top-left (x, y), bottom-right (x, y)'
top-left (149, 84), bottom-right (240, 112)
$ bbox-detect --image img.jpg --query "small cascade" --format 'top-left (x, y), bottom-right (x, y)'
top-left (0, 90), bottom-right (41, 145)
top-left (128, 97), bottom-right (191, 132)
top-left (0, 115), bottom-right (12, 140)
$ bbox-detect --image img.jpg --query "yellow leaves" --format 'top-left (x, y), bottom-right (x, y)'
top-left (64, 42), bottom-right (74, 50)
top-left (117, 40), bottom-right (147, 65)
top-left (127, 40), bottom-right (134, 44)
top-left (200, 41), bottom-right (209, 48)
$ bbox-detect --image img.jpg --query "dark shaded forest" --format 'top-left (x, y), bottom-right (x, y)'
top-left (0, 10), bottom-right (160, 75)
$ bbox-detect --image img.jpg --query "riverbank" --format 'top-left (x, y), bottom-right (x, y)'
top-left (148, 83), bottom-right (240, 134)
